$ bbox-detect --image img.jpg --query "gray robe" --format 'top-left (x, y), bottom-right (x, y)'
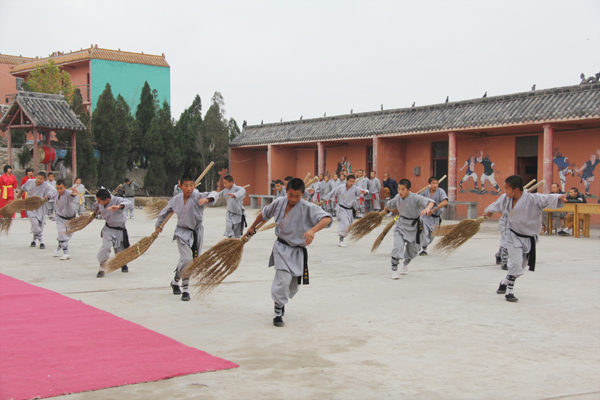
top-left (93, 196), bottom-right (132, 264)
top-left (156, 190), bottom-right (218, 273)
top-left (356, 177), bottom-right (370, 211)
top-left (72, 183), bottom-right (86, 215)
top-left (276, 187), bottom-right (287, 198)
top-left (22, 180), bottom-right (56, 242)
top-left (368, 177), bottom-right (382, 211)
top-left (420, 187), bottom-right (448, 248)
top-left (387, 192), bottom-right (435, 264)
top-left (48, 189), bottom-right (78, 251)
top-left (216, 184), bottom-right (246, 238)
top-left (325, 184), bottom-right (367, 238)
top-left (485, 192), bottom-right (563, 277)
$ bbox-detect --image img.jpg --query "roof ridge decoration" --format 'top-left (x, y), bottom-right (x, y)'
top-left (580, 72), bottom-right (600, 84)
top-left (231, 82), bottom-right (600, 147)
top-left (0, 54), bottom-right (36, 65)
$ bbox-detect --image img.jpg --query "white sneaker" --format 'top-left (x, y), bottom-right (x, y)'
top-left (54, 248), bottom-right (61, 257)
top-left (60, 254), bottom-right (70, 260)
top-left (400, 265), bottom-right (408, 275)
top-left (338, 241), bottom-right (347, 247)
top-left (391, 271), bottom-right (399, 280)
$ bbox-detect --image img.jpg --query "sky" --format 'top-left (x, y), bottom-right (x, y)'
top-left (1, 0), bottom-right (599, 127)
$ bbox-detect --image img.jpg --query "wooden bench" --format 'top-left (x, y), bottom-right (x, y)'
top-left (446, 201), bottom-right (478, 220)
top-left (249, 194), bottom-right (277, 209)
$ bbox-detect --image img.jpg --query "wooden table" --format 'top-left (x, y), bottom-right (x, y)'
top-left (576, 204), bottom-right (600, 238)
top-left (544, 203), bottom-right (599, 238)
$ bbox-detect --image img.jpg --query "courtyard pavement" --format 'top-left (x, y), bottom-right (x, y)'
top-left (0, 206), bottom-right (599, 400)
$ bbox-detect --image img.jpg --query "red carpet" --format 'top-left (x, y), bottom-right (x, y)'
top-left (0, 274), bottom-right (238, 400)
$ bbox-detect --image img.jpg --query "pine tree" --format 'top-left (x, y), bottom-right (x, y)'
top-left (70, 89), bottom-right (97, 186)
top-left (115, 95), bottom-right (134, 180)
top-left (157, 100), bottom-right (182, 194)
top-left (175, 95), bottom-right (203, 178)
top-left (202, 92), bottom-right (230, 190)
top-left (92, 84), bottom-right (119, 189)
top-left (135, 81), bottom-right (155, 168)
top-left (228, 118), bottom-right (240, 141)
top-left (143, 109), bottom-right (167, 195)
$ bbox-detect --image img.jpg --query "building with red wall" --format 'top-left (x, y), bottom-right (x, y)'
top-left (230, 81), bottom-right (600, 224)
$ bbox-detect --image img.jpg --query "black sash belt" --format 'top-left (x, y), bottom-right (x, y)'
top-left (277, 237), bottom-right (309, 285)
top-left (182, 226), bottom-right (199, 258)
top-left (57, 214), bottom-right (76, 220)
top-left (401, 216), bottom-right (423, 245)
top-left (339, 204), bottom-right (353, 210)
top-left (510, 229), bottom-right (536, 271)
top-left (104, 223), bottom-right (130, 249)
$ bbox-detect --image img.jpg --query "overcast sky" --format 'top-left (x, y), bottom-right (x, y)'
top-left (1, 0), bottom-right (599, 127)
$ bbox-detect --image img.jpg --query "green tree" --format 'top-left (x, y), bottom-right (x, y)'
top-left (135, 81), bottom-right (155, 168)
top-left (24, 59), bottom-right (75, 103)
top-left (157, 101), bottom-right (182, 194)
top-left (17, 147), bottom-right (32, 169)
top-left (115, 95), bottom-right (134, 180)
top-left (142, 112), bottom-right (167, 195)
top-left (175, 95), bottom-right (203, 178)
top-left (92, 84), bottom-right (119, 189)
top-left (68, 89), bottom-right (97, 186)
top-left (202, 92), bottom-right (230, 190)
top-left (228, 118), bottom-right (240, 141)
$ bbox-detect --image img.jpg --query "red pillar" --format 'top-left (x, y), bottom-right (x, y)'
top-left (317, 142), bottom-right (325, 175)
top-left (71, 130), bottom-right (77, 183)
top-left (7, 128), bottom-right (12, 166)
top-left (542, 124), bottom-right (554, 194)
top-left (372, 135), bottom-right (378, 174)
top-left (267, 144), bottom-right (272, 193)
top-left (45, 131), bottom-right (52, 173)
top-left (448, 132), bottom-right (457, 201)
top-left (33, 128), bottom-right (39, 173)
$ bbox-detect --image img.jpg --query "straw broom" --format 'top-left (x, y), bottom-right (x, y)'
top-left (104, 162), bottom-right (216, 273)
top-left (0, 196), bottom-right (48, 234)
top-left (350, 176), bottom-right (447, 243)
top-left (184, 219), bottom-right (269, 300)
top-left (371, 215), bottom-right (399, 252)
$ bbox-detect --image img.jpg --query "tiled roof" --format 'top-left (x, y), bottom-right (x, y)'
top-left (0, 91), bottom-right (86, 131)
top-left (0, 54), bottom-right (35, 65)
top-left (231, 83), bottom-right (600, 147)
top-left (10, 46), bottom-right (169, 73)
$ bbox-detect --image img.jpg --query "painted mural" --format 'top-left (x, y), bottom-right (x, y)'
top-left (553, 147), bottom-right (600, 198)
top-left (458, 150), bottom-right (502, 195)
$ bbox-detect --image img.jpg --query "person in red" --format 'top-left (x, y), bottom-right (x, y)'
top-left (19, 168), bottom-right (35, 219)
top-left (0, 165), bottom-right (18, 218)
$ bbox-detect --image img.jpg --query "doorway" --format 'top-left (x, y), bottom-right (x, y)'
top-left (516, 136), bottom-right (538, 191)
top-left (432, 141), bottom-right (449, 193)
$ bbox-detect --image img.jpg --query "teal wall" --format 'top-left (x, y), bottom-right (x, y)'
top-left (90, 59), bottom-right (170, 113)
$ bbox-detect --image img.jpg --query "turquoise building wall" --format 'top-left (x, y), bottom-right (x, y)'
top-left (90, 59), bottom-right (170, 113)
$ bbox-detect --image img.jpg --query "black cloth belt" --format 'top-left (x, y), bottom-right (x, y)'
top-left (277, 237), bottom-right (309, 285)
top-left (181, 226), bottom-right (200, 258)
top-left (57, 213), bottom-right (76, 220)
top-left (510, 229), bottom-right (536, 271)
top-left (401, 215), bottom-right (423, 245)
top-left (104, 223), bottom-right (130, 249)
top-left (339, 204), bottom-right (353, 210)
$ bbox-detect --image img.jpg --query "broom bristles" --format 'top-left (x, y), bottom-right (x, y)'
top-left (347, 211), bottom-right (386, 242)
top-left (433, 216), bottom-right (486, 255)
top-left (259, 221), bottom-right (276, 231)
top-left (432, 224), bottom-right (456, 237)
top-left (65, 213), bottom-right (95, 234)
top-left (0, 216), bottom-right (13, 234)
top-left (105, 232), bottom-right (159, 273)
top-left (145, 199), bottom-right (169, 219)
top-left (371, 216), bottom-right (397, 252)
top-left (1, 196), bottom-right (46, 216)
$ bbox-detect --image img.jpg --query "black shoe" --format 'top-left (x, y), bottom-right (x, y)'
top-left (558, 231), bottom-right (569, 236)
top-left (495, 255), bottom-right (502, 265)
top-left (419, 250), bottom-right (428, 256)
top-left (171, 282), bottom-right (181, 295)
top-left (181, 292), bottom-right (190, 301)
top-left (96, 270), bottom-right (105, 278)
top-left (273, 316), bottom-right (285, 327)
top-left (501, 264), bottom-right (508, 270)
top-left (505, 294), bottom-right (518, 302)
top-left (39, 243), bottom-right (45, 250)
top-left (30, 241), bottom-right (36, 247)
top-left (497, 284), bottom-right (507, 294)
top-left (121, 265), bottom-right (128, 273)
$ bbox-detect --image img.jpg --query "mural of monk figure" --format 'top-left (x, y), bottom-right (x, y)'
top-left (459, 155), bottom-right (479, 192)
top-left (553, 148), bottom-right (575, 192)
top-left (576, 149), bottom-right (600, 197)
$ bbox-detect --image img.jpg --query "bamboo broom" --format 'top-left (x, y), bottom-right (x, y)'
top-left (350, 176), bottom-right (447, 243)
top-left (104, 162), bottom-right (216, 273)
top-left (184, 219), bottom-right (269, 300)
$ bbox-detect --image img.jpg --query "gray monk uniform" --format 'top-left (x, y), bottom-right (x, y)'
top-left (46, 179), bottom-right (57, 219)
top-left (22, 180), bottom-right (55, 244)
top-left (276, 187), bottom-right (286, 198)
top-left (321, 180), bottom-right (333, 212)
top-left (325, 183), bottom-right (367, 239)
top-left (72, 183), bottom-right (86, 216)
top-left (420, 187), bottom-right (448, 250)
top-left (120, 181), bottom-right (139, 218)
top-left (48, 188), bottom-right (78, 253)
top-left (216, 184), bottom-right (246, 239)
top-left (387, 192), bottom-right (435, 269)
top-left (355, 177), bottom-right (369, 214)
top-left (484, 192), bottom-right (563, 279)
top-left (368, 177), bottom-right (382, 211)
top-left (156, 190), bottom-right (218, 293)
top-left (93, 196), bottom-right (132, 269)
top-left (261, 196), bottom-right (332, 314)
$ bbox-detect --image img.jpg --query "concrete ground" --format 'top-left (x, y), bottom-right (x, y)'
top-left (1, 207), bottom-right (599, 400)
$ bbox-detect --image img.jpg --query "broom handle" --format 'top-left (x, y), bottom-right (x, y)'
top-left (243, 184), bottom-right (250, 188)
top-left (195, 161), bottom-right (215, 188)
top-left (111, 184), bottom-right (122, 195)
top-left (523, 179), bottom-right (536, 190)
top-left (242, 219), bottom-right (269, 243)
top-left (158, 211), bottom-right (174, 231)
top-left (416, 175), bottom-right (447, 195)
top-left (303, 173), bottom-right (312, 184)
top-left (526, 179), bottom-right (545, 193)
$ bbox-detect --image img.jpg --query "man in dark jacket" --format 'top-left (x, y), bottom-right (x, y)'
top-left (558, 187), bottom-right (586, 236)
top-left (383, 173), bottom-right (398, 199)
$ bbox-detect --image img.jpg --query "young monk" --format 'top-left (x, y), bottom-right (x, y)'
top-left (156, 174), bottom-right (218, 301)
top-left (48, 179), bottom-right (79, 260)
top-left (216, 175), bottom-right (246, 239)
top-left (19, 172), bottom-right (56, 249)
top-left (71, 177), bottom-right (86, 217)
top-left (324, 174), bottom-right (368, 247)
top-left (419, 176), bottom-right (448, 256)
top-left (274, 180), bottom-right (286, 198)
top-left (93, 189), bottom-right (132, 277)
top-left (484, 175), bottom-right (566, 302)
top-left (245, 178), bottom-right (332, 327)
top-left (382, 179), bottom-right (435, 279)
top-left (0, 165), bottom-right (18, 218)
